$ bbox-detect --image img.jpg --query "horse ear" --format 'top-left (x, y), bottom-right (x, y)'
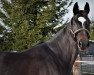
top-left (73, 2), bottom-right (79, 15)
top-left (84, 2), bottom-right (90, 14)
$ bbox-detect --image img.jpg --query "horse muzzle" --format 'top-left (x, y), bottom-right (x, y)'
top-left (78, 39), bottom-right (89, 51)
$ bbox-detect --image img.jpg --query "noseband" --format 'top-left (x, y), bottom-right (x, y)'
top-left (69, 28), bottom-right (90, 39)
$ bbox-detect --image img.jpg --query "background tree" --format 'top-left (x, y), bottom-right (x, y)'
top-left (0, 0), bottom-right (71, 51)
top-left (90, 21), bottom-right (94, 40)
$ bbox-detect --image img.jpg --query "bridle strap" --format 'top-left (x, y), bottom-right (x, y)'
top-left (69, 28), bottom-right (90, 38)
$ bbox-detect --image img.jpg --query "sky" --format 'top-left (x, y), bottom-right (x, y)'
top-left (64, 0), bottom-right (94, 22)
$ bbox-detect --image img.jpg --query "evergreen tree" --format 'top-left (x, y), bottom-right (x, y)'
top-left (0, 0), bottom-right (71, 51)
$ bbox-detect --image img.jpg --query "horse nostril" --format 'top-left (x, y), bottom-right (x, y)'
top-left (79, 41), bottom-right (82, 47)
top-left (87, 41), bottom-right (89, 47)
top-left (85, 40), bottom-right (89, 47)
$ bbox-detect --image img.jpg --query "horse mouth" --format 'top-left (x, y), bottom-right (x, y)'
top-left (79, 46), bottom-right (88, 51)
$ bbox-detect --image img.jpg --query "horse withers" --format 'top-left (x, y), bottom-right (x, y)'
top-left (0, 2), bottom-right (91, 75)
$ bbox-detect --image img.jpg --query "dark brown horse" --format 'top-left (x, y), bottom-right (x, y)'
top-left (0, 2), bottom-right (91, 75)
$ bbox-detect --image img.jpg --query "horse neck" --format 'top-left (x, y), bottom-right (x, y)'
top-left (46, 25), bottom-right (78, 67)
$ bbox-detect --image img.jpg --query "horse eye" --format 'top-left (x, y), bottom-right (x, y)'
top-left (78, 21), bottom-right (82, 25)
top-left (84, 21), bottom-right (88, 25)
top-left (84, 21), bottom-right (89, 28)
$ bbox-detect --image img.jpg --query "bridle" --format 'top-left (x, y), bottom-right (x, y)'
top-left (68, 20), bottom-right (90, 50)
top-left (69, 28), bottom-right (90, 39)
top-left (69, 15), bottom-right (90, 40)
